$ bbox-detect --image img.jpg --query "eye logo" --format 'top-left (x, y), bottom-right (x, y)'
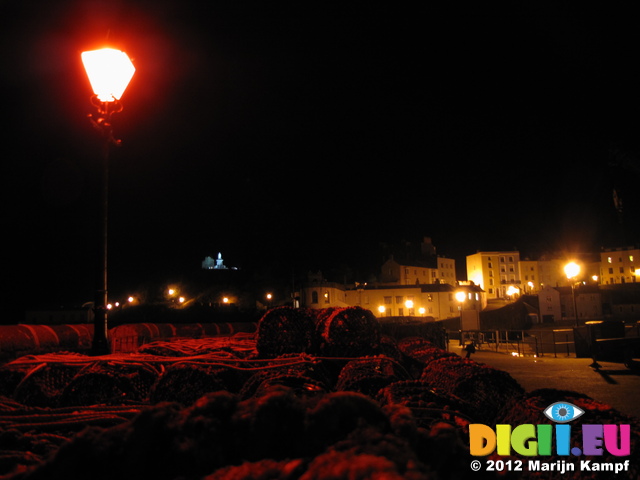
top-left (543, 402), bottom-right (585, 423)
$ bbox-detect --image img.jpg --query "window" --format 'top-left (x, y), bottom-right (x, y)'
top-left (395, 296), bottom-right (403, 304)
top-left (608, 257), bottom-right (612, 264)
top-left (384, 296), bottom-right (392, 305)
top-left (312, 291), bottom-right (319, 304)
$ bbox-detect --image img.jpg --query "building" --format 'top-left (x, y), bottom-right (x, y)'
top-left (537, 285), bottom-right (562, 323)
top-left (202, 252), bottom-right (229, 270)
top-left (558, 285), bottom-right (603, 323)
top-left (379, 237), bottom-right (457, 286)
top-left (300, 272), bottom-right (486, 320)
top-left (466, 251), bottom-right (522, 299)
top-left (379, 256), bottom-right (457, 286)
top-left (600, 246), bottom-right (640, 284)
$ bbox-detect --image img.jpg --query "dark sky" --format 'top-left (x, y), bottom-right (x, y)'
top-left (4, 2), bottom-right (640, 317)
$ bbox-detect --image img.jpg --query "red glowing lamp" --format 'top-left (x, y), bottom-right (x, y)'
top-left (81, 48), bottom-right (135, 103)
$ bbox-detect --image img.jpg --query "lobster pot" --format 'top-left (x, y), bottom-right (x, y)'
top-left (13, 362), bottom-right (86, 408)
top-left (149, 362), bottom-right (244, 405)
top-left (396, 337), bottom-right (457, 365)
top-left (313, 307), bottom-right (380, 357)
top-left (239, 358), bottom-right (332, 399)
top-left (0, 362), bottom-right (38, 397)
top-left (335, 356), bottom-right (407, 397)
top-left (420, 356), bottom-right (524, 424)
top-left (255, 307), bottom-right (316, 357)
top-left (61, 361), bottom-right (160, 406)
top-left (498, 388), bottom-right (640, 480)
top-left (376, 380), bottom-right (473, 427)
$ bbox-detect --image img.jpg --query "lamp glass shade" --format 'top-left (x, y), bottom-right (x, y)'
top-left (82, 48), bottom-right (135, 102)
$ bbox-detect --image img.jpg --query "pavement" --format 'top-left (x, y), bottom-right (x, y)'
top-left (452, 345), bottom-right (640, 420)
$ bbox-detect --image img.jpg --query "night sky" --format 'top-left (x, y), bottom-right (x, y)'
top-left (4, 2), bottom-right (640, 319)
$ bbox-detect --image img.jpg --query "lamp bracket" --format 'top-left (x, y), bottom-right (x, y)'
top-left (88, 95), bottom-right (124, 147)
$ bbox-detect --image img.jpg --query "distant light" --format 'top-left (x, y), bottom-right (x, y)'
top-left (223, 297), bottom-right (229, 304)
top-left (418, 307), bottom-right (426, 315)
top-left (405, 300), bottom-right (414, 309)
top-left (378, 305), bottom-right (386, 314)
top-left (564, 261), bottom-right (580, 280)
top-left (128, 296), bottom-right (135, 303)
top-left (455, 291), bottom-right (466, 303)
top-left (81, 48), bottom-right (135, 102)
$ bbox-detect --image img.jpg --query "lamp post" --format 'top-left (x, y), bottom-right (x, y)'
top-left (564, 261), bottom-right (581, 327)
top-left (455, 291), bottom-right (466, 346)
top-left (82, 48), bottom-right (135, 355)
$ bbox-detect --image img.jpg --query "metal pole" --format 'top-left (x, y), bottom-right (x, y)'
top-left (89, 99), bottom-right (120, 356)
top-left (572, 283), bottom-right (579, 328)
top-left (92, 134), bottom-right (110, 355)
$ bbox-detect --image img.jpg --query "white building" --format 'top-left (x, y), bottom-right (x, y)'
top-left (300, 274), bottom-right (485, 320)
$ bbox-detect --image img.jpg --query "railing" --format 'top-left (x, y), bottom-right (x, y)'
top-left (451, 328), bottom-right (577, 357)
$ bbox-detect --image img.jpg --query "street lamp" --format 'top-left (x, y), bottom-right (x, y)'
top-left (564, 261), bottom-right (581, 327)
top-left (455, 291), bottom-right (466, 318)
top-left (82, 48), bottom-right (135, 355)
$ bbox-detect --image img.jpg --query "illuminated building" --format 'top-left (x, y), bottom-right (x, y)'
top-left (300, 274), bottom-right (485, 320)
top-left (600, 246), bottom-right (640, 284)
top-left (466, 251), bottom-right (522, 299)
